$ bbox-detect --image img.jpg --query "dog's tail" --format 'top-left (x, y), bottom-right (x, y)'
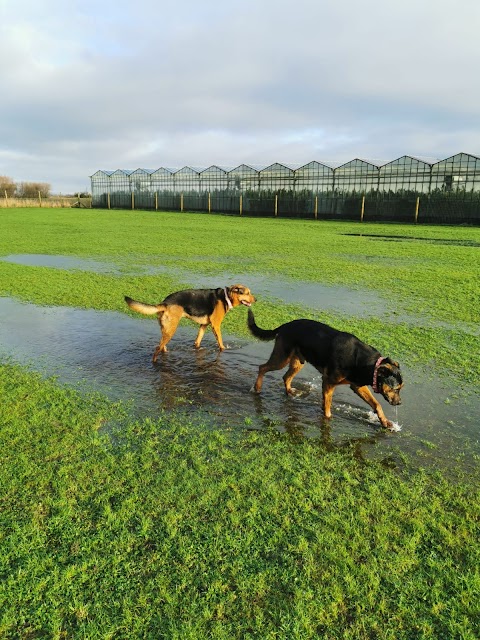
top-left (247, 309), bottom-right (279, 341)
top-left (125, 296), bottom-right (165, 316)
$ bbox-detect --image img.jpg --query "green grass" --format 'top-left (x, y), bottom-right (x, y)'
top-left (0, 208), bottom-right (479, 637)
top-left (0, 363), bottom-right (479, 639)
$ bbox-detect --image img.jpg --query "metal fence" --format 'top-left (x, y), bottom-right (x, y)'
top-left (91, 153), bottom-right (480, 224)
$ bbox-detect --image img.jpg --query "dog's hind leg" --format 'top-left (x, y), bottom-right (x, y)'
top-left (282, 354), bottom-right (305, 395)
top-left (253, 339), bottom-right (293, 393)
top-left (153, 308), bottom-right (182, 361)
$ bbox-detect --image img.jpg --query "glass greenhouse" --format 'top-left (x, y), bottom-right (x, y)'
top-left (91, 152), bottom-right (480, 224)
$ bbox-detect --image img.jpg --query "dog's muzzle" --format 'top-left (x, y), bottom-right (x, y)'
top-left (383, 390), bottom-right (402, 406)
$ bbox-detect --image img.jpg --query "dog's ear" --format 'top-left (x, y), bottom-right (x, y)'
top-left (379, 363), bottom-right (403, 387)
top-left (231, 286), bottom-right (245, 295)
top-left (378, 363), bottom-right (395, 376)
top-left (384, 358), bottom-right (400, 369)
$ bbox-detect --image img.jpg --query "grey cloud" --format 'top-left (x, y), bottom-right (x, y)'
top-left (1, 0), bottom-right (479, 192)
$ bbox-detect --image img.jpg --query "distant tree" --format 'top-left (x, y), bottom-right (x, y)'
top-left (17, 182), bottom-right (51, 198)
top-left (0, 176), bottom-right (16, 197)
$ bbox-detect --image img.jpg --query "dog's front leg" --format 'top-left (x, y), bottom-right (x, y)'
top-left (322, 380), bottom-right (336, 418)
top-left (351, 385), bottom-right (392, 428)
top-left (194, 324), bottom-right (207, 348)
top-left (210, 322), bottom-right (225, 351)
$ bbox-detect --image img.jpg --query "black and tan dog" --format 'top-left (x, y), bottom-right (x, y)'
top-left (125, 285), bottom-right (255, 362)
top-left (247, 310), bottom-right (403, 429)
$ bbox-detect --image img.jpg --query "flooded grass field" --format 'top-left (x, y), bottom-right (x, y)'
top-left (2, 212), bottom-right (479, 638)
top-left (1, 295), bottom-right (478, 473)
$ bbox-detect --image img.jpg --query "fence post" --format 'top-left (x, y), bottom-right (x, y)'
top-left (239, 194), bottom-right (243, 216)
top-left (275, 194), bottom-right (278, 217)
top-left (38, 191), bottom-right (42, 207)
top-left (360, 195), bottom-right (365, 222)
top-left (208, 192), bottom-right (211, 213)
top-left (107, 192), bottom-right (111, 210)
top-left (155, 192), bottom-right (158, 211)
top-left (131, 192), bottom-right (135, 210)
top-left (314, 195), bottom-right (318, 220)
top-left (180, 194), bottom-right (184, 212)
top-left (4, 190), bottom-right (8, 207)
top-left (415, 196), bottom-right (420, 223)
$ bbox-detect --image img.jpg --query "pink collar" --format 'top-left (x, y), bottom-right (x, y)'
top-left (372, 356), bottom-right (386, 393)
top-left (224, 287), bottom-right (233, 311)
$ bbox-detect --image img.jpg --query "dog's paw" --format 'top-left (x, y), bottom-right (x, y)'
top-left (380, 417), bottom-right (402, 432)
top-left (287, 386), bottom-right (311, 398)
top-left (387, 421), bottom-right (402, 432)
top-left (286, 387), bottom-right (302, 397)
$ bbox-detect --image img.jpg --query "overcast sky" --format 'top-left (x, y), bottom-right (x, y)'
top-left (1, 0), bottom-right (479, 193)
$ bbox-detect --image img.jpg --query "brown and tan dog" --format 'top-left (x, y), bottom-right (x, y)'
top-left (125, 285), bottom-right (255, 362)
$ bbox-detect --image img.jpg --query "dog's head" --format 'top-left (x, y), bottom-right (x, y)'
top-left (227, 284), bottom-right (256, 308)
top-left (376, 359), bottom-right (403, 406)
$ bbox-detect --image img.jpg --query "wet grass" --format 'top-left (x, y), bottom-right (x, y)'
top-left (0, 208), bottom-right (478, 385)
top-left (1, 363), bottom-right (479, 639)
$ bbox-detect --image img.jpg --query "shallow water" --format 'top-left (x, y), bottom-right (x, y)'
top-left (343, 233), bottom-right (480, 248)
top-left (0, 297), bottom-right (478, 472)
top-left (0, 254), bottom-right (386, 317)
top-left (1, 253), bottom-right (124, 274)
top-left (4, 254), bottom-right (478, 336)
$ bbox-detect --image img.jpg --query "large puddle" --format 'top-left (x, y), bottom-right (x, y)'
top-left (1, 254), bottom-right (386, 317)
top-left (343, 233), bottom-right (480, 248)
top-left (2, 254), bottom-right (478, 336)
top-left (0, 297), bottom-right (478, 473)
